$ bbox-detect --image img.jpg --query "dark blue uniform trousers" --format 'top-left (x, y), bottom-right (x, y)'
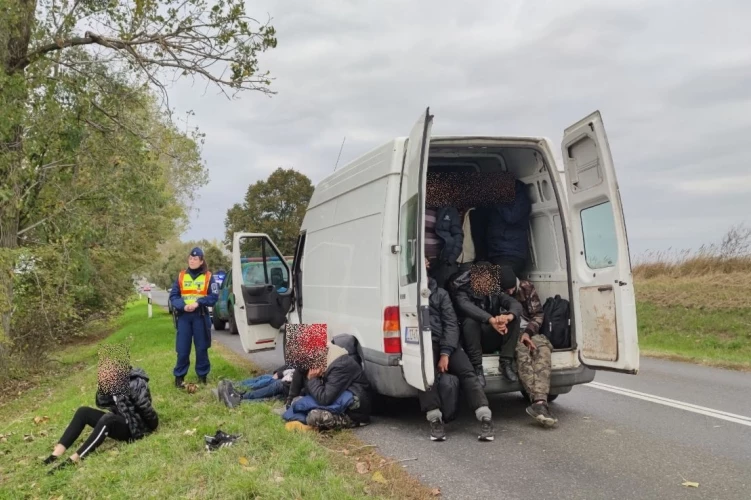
top-left (173, 312), bottom-right (211, 378)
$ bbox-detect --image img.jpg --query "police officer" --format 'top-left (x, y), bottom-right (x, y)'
top-left (169, 247), bottom-right (219, 388)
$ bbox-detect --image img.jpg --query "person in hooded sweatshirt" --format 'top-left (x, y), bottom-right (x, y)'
top-left (44, 351), bottom-right (158, 473)
top-left (420, 259), bottom-right (494, 442)
top-left (169, 247), bottom-right (219, 387)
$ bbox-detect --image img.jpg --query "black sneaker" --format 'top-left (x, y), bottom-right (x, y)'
top-left (218, 381), bottom-right (242, 409)
top-left (430, 418), bottom-right (446, 441)
top-left (43, 455), bottom-right (58, 465)
top-left (175, 376), bottom-right (185, 389)
top-left (47, 458), bottom-right (76, 475)
top-left (474, 366), bottom-right (486, 388)
top-left (526, 402), bottom-right (557, 428)
top-left (500, 358), bottom-right (518, 383)
top-left (478, 417), bottom-right (495, 441)
top-left (204, 430), bottom-right (241, 451)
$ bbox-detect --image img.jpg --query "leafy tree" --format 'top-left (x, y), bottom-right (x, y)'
top-left (224, 168), bottom-right (313, 255)
top-left (146, 239), bottom-right (230, 290)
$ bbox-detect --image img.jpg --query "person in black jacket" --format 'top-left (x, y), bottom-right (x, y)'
top-left (452, 262), bottom-right (525, 385)
top-left (420, 260), bottom-right (494, 442)
top-left (44, 366), bottom-right (159, 473)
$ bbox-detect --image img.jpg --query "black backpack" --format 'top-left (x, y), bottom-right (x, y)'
top-left (436, 373), bottom-right (461, 423)
top-left (542, 295), bottom-right (571, 349)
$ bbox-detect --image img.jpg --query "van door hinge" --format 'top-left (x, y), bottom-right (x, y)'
top-left (391, 245), bottom-right (401, 254)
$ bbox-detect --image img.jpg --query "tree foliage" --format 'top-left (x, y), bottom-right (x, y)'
top-left (0, 0), bottom-right (277, 376)
top-left (224, 168), bottom-right (313, 255)
top-left (145, 238), bottom-right (230, 289)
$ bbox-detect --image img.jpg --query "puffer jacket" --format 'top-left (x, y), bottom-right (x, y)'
top-left (305, 345), bottom-right (372, 424)
top-left (96, 367), bottom-right (159, 440)
top-left (434, 207), bottom-right (464, 264)
top-left (450, 269), bottom-right (524, 324)
top-left (486, 180), bottom-right (532, 260)
top-left (428, 278), bottom-right (460, 357)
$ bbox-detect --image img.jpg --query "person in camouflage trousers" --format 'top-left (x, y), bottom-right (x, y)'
top-left (499, 266), bottom-right (558, 428)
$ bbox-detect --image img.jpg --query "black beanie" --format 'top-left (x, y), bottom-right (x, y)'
top-left (499, 265), bottom-right (517, 291)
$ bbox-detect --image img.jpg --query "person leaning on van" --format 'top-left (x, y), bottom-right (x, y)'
top-left (168, 247), bottom-right (219, 388)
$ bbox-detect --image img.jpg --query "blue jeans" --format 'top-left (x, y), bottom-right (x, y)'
top-left (237, 376), bottom-right (284, 400)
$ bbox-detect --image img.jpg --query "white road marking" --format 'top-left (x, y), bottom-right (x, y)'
top-left (585, 381), bottom-right (751, 428)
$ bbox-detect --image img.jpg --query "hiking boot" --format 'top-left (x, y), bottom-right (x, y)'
top-left (500, 358), bottom-right (518, 383)
top-left (175, 376), bottom-right (185, 389)
top-left (526, 402), bottom-right (558, 428)
top-left (218, 381), bottom-right (242, 409)
top-left (306, 409), bottom-right (354, 431)
top-left (474, 366), bottom-right (486, 388)
top-left (429, 418), bottom-right (446, 442)
top-left (478, 417), bottom-right (495, 442)
top-left (198, 376), bottom-right (208, 385)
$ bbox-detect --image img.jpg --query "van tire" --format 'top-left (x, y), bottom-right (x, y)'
top-left (229, 309), bottom-right (239, 335)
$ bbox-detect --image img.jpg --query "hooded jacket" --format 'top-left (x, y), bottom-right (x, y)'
top-left (305, 344), bottom-right (372, 423)
top-left (433, 207), bottom-right (464, 264)
top-left (428, 278), bottom-right (460, 357)
top-left (96, 367), bottom-right (159, 440)
top-left (450, 269), bottom-right (524, 324)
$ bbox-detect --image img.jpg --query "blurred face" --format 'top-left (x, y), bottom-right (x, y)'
top-left (188, 255), bottom-right (203, 270)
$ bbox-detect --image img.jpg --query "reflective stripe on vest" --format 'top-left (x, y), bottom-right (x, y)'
top-left (179, 270), bottom-right (212, 306)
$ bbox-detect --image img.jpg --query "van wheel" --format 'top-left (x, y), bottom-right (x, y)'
top-left (229, 309), bottom-right (239, 335)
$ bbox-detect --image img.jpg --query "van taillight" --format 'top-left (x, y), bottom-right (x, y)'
top-left (383, 306), bottom-right (401, 354)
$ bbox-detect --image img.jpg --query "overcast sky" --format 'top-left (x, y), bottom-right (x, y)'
top-left (170, 0), bottom-right (751, 257)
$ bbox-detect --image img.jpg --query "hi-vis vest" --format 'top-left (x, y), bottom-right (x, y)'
top-left (179, 270), bottom-right (212, 306)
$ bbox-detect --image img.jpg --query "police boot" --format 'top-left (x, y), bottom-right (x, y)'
top-left (198, 375), bottom-right (208, 385)
top-left (175, 376), bottom-right (185, 389)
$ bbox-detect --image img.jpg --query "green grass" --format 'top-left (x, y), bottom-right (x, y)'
top-left (0, 301), bottom-right (431, 500)
top-left (637, 301), bottom-right (751, 371)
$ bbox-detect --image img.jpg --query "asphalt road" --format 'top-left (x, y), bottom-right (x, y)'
top-left (151, 290), bottom-right (751, 499)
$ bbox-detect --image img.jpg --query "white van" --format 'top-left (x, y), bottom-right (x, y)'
top-left (231, 108), bottom-right (639, 400)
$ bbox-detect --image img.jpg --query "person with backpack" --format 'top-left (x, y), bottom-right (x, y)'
top-left (499, 266), bottom-right (558, 427)
top-left (420, 259), bottom-right (494, 442)
top-left (169, 247), bottom-right (219, 388)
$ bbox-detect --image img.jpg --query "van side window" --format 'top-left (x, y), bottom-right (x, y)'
top-left (399, 194), bottom-right (419, 286)
top-left (238, 237), bottom-right (290, 291)
top-left (581, 201), bottom-right (618, 269)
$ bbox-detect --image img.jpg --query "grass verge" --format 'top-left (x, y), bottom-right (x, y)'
top-left (0, 300), bottom-right (436, 499)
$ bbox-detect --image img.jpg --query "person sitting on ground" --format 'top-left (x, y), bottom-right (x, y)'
top-left (283, 342), bottom-right (372, 430)
top-left (44, 346), bottom-right (158, 473)
top-left (217, 365), bottom-right (295, 408)
top-left (420, 259), bottom-right (494, 442)
top-left (500, 266), bottom-right (558, 427)
top-left (451, 261), bottom-right (524, 386)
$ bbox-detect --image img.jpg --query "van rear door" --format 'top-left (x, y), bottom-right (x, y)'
top-left (397, 108), bottom-right (435, 391)
top-left (231, 232), bottom-right (293, 353)
top-left (561, 111), bottom-right (639, 373)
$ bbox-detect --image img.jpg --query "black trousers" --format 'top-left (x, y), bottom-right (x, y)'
top-left (418, 343), bottom-right (489, 413)
top-left (58, 407), bottom-right (131, 458)
top-left (489, 256), bottom-right (526, 277)
top-left (462, 317), bottom-right (521, 368)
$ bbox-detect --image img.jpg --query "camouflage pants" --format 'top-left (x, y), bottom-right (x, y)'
top-left (306, 409), bottom-right (354, 431)
top-left (516, 334), bottom-right (553, 402)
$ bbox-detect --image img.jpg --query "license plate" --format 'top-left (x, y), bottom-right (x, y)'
top-left (404, 327), bottom-right (420, 344)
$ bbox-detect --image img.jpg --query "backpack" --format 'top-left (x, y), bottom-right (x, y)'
top-left (542, 295), bottom-right (571, 349)
top-left (436, 373), bottom-right (461, 423)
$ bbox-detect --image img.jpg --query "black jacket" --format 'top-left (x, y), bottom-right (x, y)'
top-left (450, 270), bottom-right (524, 324)
top-left (428, 278), bottom-right (460, 357)
top-left (487, 180), bottom-right (532, 260)
top-left (305, 352), bottom-right (372, 424)
top-left (434, 207), bottom-right (464, 263)
top-left (96, 367), bottom-right (159, 440)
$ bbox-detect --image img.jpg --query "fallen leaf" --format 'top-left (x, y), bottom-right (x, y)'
top-left (239, 457), bottom-right (250, 466)
top-left (23, 435), bottom-right (34, 442)
top-left (355, 461), bottom-right (369, 474)
top-left (109, 450), bottom-right (119, 456)
top-left (0, 437), bottom-right (7, 443)
top-left (184, 429), bottom-right (197, 436)
top-left (275, 476), bottom-right (284, 483)
top-left (682, 481), bottom-right (699, 488)
top-left (242, 466), bottom-right (257, 472)
top-left (371, 471), bottom-right (387, 484)
top-left (33, 416), bottom-right (49, 425)
top-left (379, 459), bottom-right (386, 466)
top-left (342, 449), bottom-right (350, 456)
top-left (430, 487), bottom-right (441, 496)
top-left (193, 416), bottom-right (200, 422)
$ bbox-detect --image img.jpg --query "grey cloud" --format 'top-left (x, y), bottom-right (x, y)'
top-left (171, 0), bottom-right (751, 256)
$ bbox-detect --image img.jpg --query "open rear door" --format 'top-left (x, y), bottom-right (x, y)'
top-left (562, 111), bottom-right (639, 374)
top-left (231, 232), bottom-right (293, 353)
top-left (397, 108), bottom-right (435, 391)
